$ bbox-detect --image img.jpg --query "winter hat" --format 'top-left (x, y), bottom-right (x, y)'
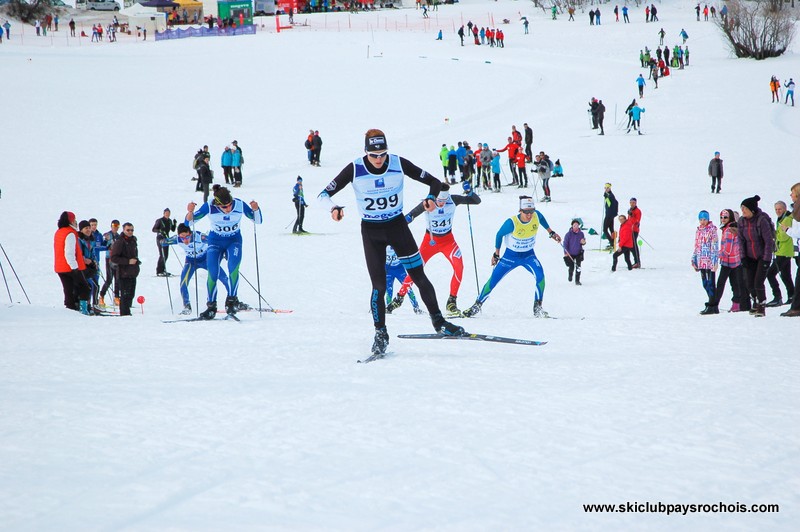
top-left (720, 209), bottom-right (737, 225)
top-left (297, 176), bottom-right (303, 182)
top-left (79, 220), bottom-right (90, 230)
top-left (364, 129), bottom-right (387, 153)
top-left (58, 211), bottom-right (76, 228)
top-left (741, 195), bottom-right (761, 213)
top-left (714, 151), bottom-right (720, 156)
top-left (604, 182), bottom-right (612, 189)
top-left (698, 210), bottom-right (710, 221)
top-left (519, 197), bottom-right (535, 212)
top-left (111, 219), bottom-right (120, 226)
top-left (630, 197), bottom-right (637, 202)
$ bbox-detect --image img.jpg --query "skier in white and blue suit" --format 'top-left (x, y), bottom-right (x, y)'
top-left (318, 128), bottom-right (467, 356)
top-left (162, 223), bottom-right (230, 315)
top-left (186, 186), bottom-right (262, 319)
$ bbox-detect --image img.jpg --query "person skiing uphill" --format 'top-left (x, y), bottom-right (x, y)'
top-left (317, 128), bottom-right (467, 357)
top-left (387, 182), bottom-right (482, 317)
top-left (463, 196), bottom-right (562, 319)
top-left (186, 186), bottom-right (262, 319)
top-left (162, 223), bottom-right (232, 315)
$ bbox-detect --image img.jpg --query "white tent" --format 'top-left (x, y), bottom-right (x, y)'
top-left (120, 3), bottom-right (167, 35)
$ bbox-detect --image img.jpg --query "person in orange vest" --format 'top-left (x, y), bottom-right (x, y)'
top-left (54, 211), bottom-right (91, 314)
top-left (770, 76), bottom-right (780, 103)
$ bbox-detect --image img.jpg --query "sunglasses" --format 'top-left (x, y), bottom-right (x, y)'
top-left (367, 152), bottom-right (388, 159)
top-left (720, 215), bottom-right (729, 219)
top-left (521, 209), bottom-right (535, 214)
top-left (124, 229), bottom-right (134, 233)
top-left (215, 200), bottom-right (233, 208)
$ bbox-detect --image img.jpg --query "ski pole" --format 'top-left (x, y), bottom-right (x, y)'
top-left (466, 204), bottom-right (480, 295)
top-left (0, 256), bottom-right (11, 303)
top-left (285, 218), bottom-right (295, 230)
top-left (239, 271), bottom-right (274, 311)
top-left (159, 246), bottom-right (174, 314)
top-left (638, 233), bottom-right (655, 250)
top-left (191, 219), bottom-right (199, 317)
top-left (253, 221), bottom-right (263, 319)
top-left (0, 241), bottom-right (31, 304)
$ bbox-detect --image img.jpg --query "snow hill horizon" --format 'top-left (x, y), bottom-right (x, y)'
top-left (1, 1), bottom-right (798, 530)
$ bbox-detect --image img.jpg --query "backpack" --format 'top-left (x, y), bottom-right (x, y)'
top-left (304, 139), bottom-right (312, 149)
top-left (192, 151), bottom-right (203, 170)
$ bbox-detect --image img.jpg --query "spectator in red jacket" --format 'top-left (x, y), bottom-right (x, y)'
top-left (511, 125), bottom-right (522, 145)
top-left (496, 137), bottom-right (520, 185)
top-left (612, 215), bottom-right (635, 271)
top-left (628, 198), bottom-right (642, 267)
top-left (515, 150), bottom-right (528, 187)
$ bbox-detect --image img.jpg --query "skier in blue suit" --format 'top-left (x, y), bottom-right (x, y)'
top-left (186, 186), bottom-right (261, 319)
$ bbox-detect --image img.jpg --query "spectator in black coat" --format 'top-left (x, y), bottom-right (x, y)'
top-left (110, 223), bottom-right (141, 316)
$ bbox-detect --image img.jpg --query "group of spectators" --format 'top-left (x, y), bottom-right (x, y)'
top-left (304, 130), bottom-right (323, 167)
top-left (54, 213), bottom-right (139, 316)
top-left (692, 185), bottom-right (800, 318)
top-left (192, 141), bottom-right (245, 203)
top-left (435, 127), bottom-right (560, 201)
top-left (457, 22), bottom-right (506, 47)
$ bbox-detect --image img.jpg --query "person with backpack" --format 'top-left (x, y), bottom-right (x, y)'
top-left (193, 145), bottom-right (209, 191)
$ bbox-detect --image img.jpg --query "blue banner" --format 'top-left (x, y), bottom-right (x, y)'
top-left (155, 24), bottom-right (257, 41)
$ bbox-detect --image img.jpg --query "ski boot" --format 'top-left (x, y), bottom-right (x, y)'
top-left (386, 295), bottom-right (404, 313)
top-left (699, 303), bottom-right (719, 315)
top-left (98, 295), bottom-right (106, 308)
top-left (235, 300), bottom-right (252, 311)
top-left (225, 296), bottom-right (239, 316)
top-left (79, 300), bottom-right (90, 316)
top-left (180, 304), bottom-right (192, 316)
top-left (575, 271), bottom-right (582, 286)
top-left (445, 295), bottom-right (462, 317)
top-left (462, 301), bottom-right (482, 317)
top-left (752, 302), bottom-right (766, 317)
top-left (371, 326), bottom-right (390, 355)
top-left (199, 302), bottom-right (217, 320)
top-left (412, 305), bottom-right (425, 315)
top-left (431, 311), bottom-right (466, 336)
top-left (114, 297), bottom-right (120, 307)
top-left (533, 300), bottom-right (549, 318)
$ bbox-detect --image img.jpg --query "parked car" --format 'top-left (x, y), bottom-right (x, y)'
top-left (87, 0), bottom-right (120, 11)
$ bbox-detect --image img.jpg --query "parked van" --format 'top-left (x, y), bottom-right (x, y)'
top-left (87, 0), bottom-right (120, 11)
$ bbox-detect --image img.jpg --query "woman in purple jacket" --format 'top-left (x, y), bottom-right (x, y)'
top-left (562, 219), bottom-right (586, 285)
top-left (738, 195), bottom-right (776, 317)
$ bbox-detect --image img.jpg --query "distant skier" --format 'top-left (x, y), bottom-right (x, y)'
top-left (636, 74), bottom-right (646, 98)
top-left (292, 176), bottom-right (308, 234)
top-left (627, 103), bottom-right (645, 134)
top-left (785, 78), bottom-right (795, 106)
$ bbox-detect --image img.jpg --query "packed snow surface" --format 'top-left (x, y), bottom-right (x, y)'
top-left (1, 1), bottom-right (798, 530)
